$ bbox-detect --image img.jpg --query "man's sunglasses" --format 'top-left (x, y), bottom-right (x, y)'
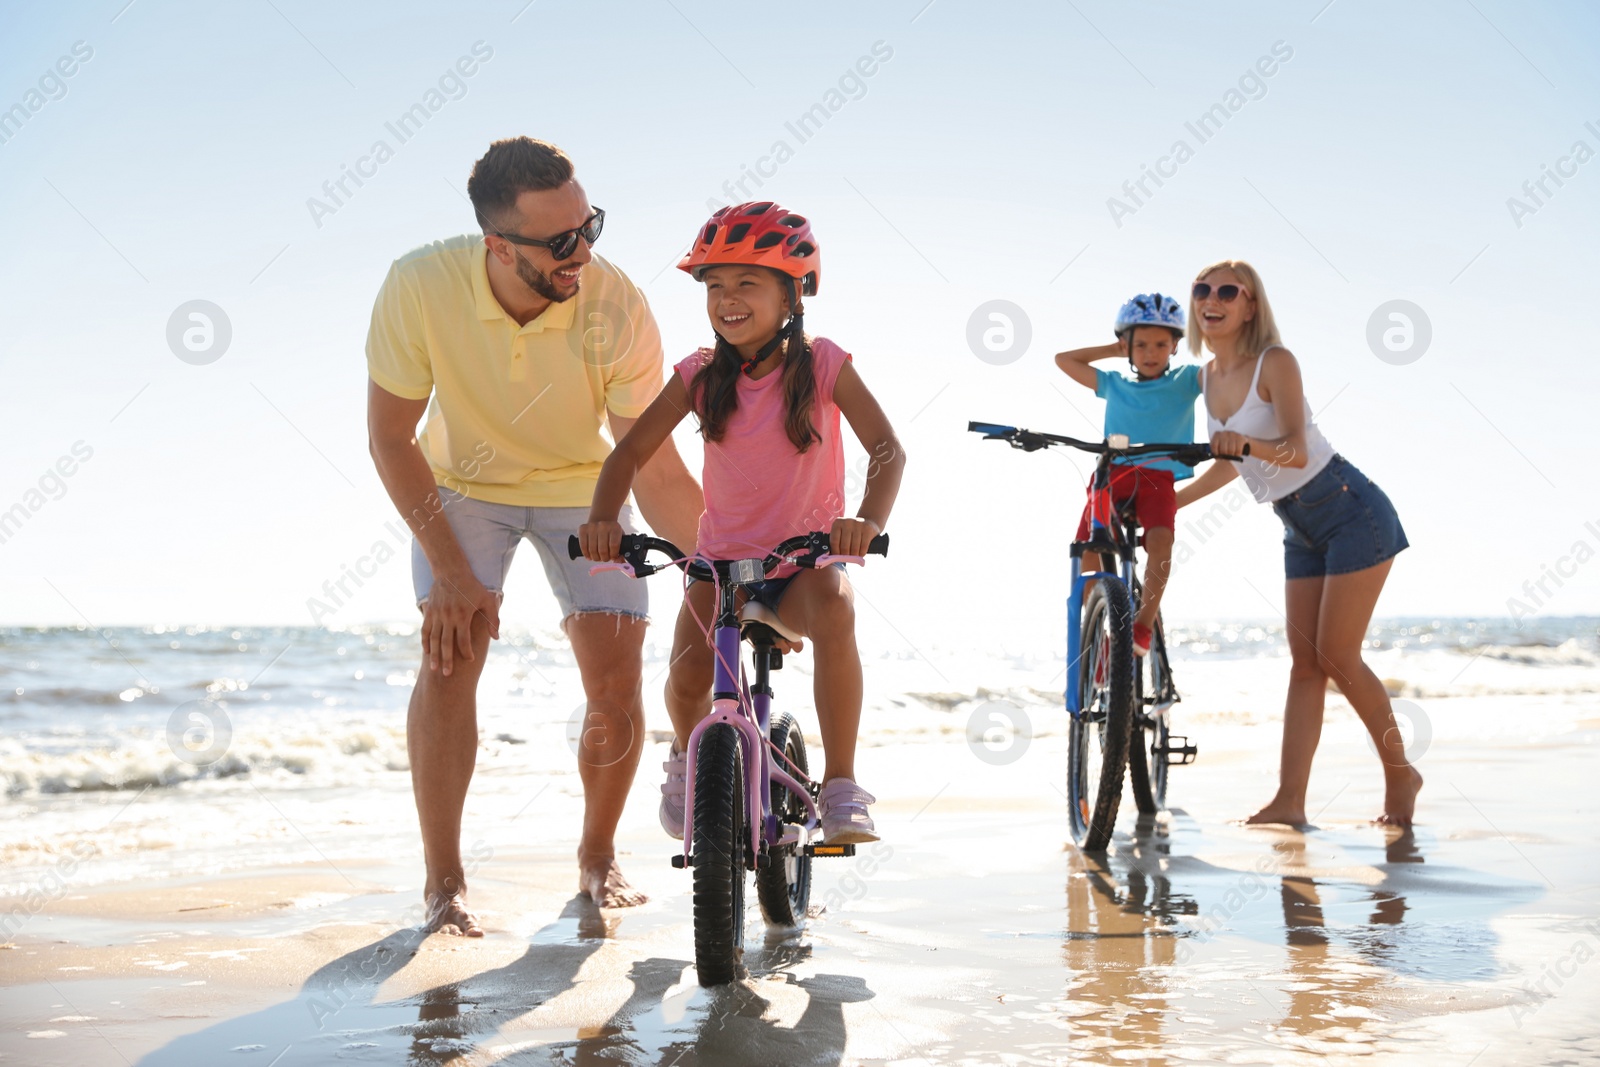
top-left (490, 208), bottom-right (604, 260)
top-left (1192, 281), bottom-right (1248, 302)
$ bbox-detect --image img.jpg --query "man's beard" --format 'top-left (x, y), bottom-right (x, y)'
top-left (514, 250), bottom-right (577, 303)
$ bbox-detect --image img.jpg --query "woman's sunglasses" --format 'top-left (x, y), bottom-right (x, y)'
top-left (1192, 281), bottom-right (1247, 302)
top-left (491, 208), bottom-right (605, 261)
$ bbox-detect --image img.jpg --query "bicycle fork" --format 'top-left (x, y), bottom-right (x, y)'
top-left (677, 620), bottom-right (820, 870)
top-left (1064, 549), bottom-right (1133, 719)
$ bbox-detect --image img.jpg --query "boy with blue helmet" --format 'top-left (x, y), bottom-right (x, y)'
top-left (1054, 293), bottom-right (1200, 656)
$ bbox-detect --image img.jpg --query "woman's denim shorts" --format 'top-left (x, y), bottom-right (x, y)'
top-left (1271, 455), bottom-right (1408, 580)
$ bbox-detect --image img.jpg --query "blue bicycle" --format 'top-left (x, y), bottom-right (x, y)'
top-left (969, 423), bottom-right (1243, 850)
top-left (569, 530), bottom-right (887, 984)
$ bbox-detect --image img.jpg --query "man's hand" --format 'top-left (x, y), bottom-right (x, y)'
top-left (829, 517), bottom-right (881, 558)
top-left (578, 519), bottom-right (624, 562)
top-left (422, 569), bottom-right (500, 676)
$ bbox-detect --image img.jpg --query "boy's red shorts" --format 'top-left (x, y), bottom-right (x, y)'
top-left (1075, 466), bottom-right (1177, 541)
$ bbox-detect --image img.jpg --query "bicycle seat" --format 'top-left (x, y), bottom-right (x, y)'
top-left (739, 601), bottom-right (803, 644)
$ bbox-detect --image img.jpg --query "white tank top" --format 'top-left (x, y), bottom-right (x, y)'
top-left (1203, 346), bottom-right (1335, 503)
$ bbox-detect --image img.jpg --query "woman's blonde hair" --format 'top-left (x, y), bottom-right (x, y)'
top-left (1188, 259), bottom-right (1282, 357)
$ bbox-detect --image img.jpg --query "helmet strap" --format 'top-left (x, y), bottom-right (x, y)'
top-left (735, 277), bottom-right (803, 377)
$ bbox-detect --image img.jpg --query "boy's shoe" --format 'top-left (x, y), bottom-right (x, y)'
top-left (818, 778), bottom-right (879, 844)
top-left (1133, 623), bottom-right (1153, 657)
top-left (660, 743), bottom-right (686, 840)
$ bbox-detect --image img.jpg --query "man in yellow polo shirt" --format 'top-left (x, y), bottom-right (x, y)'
top-left (366, 137), bottom-right (701, 931)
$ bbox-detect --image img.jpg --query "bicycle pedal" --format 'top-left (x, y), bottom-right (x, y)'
top-left (805, 843), bottom-right (856, 857)
top-left (754, 853), bottom-right (772, 870)
top-left (671, 854), bottom-right (689, 869)
top-left (1157, 735), bottom-right (1197, 766)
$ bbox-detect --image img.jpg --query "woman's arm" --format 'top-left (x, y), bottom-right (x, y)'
top-left (580, 374), bottom-right (693, 560)
top-left (1213, 346), bottom-right (1309, 469)
top-left (832, 361), bottom-right (906, 557)
top-left (1174, 459), bottom-right (1239, 510)
top-left (1053, 340), bottom-right (1122, 390)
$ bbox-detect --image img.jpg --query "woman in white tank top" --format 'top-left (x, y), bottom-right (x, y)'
top-left (1173, 260), bottom-right (1419, 828)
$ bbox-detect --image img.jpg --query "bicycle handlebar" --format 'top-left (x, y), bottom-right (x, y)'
top-left (567, 530), bottom-right (890, 583)
top-left (967, 421), bottom-right (1248, 464)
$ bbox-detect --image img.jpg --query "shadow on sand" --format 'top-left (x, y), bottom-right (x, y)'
top-left (137, 896), bottom-right (868, 1066)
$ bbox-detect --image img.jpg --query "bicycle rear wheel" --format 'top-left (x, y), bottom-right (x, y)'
top-left (1128, 614), bottom-right (1172, 814)
top-left (692, 723), bottom-right (746, 986)
top-left (756, 711), bottom-right (813, 928)
top-left (1067, 580), bottom-right (1135, 851)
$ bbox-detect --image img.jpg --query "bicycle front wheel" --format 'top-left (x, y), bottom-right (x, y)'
top-left (692, 723), bottom-right (746, 985)
top-left (1068, 580), bottom-right (1135, 851)
top-left (756, 711), bottom-right (813, 928)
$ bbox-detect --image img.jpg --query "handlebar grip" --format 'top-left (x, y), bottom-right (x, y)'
top-left (567, 534), bottom-right (582, 560)
top-left (968, 420), bottom-right (1013, 436)
top-left (868, 532), bottom-right (890, 556)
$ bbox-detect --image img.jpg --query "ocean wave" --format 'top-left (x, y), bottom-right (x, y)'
top-left (0, 725), bottom-right (415, 797)
top-left (1453, 639), bottom-right (1598, 668)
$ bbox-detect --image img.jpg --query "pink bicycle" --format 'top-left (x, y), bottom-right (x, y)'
top-left (567, 530), bottom-right (888, 985)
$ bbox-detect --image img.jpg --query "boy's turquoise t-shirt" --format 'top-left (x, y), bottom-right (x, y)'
top-left (1094, 364), bottom-right (1203, 480)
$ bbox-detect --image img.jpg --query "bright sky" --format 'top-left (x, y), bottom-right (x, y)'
top-left (2, 1), bottom-right (1597, 647)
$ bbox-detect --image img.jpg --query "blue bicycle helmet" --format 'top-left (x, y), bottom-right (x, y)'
top-left (1114, 292), bottom-right (1185, 338)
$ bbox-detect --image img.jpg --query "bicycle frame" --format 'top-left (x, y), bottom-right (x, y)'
top-left (969, 423), bottom-right (1226, 723)
top-left (1065, 452), bottom-right (1138, 721)
top-left (572, 529), bottom-right (886, 873)
top-left (678, 572), bottom-right (821, 868)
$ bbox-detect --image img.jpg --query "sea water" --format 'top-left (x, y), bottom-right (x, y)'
top-left (2, 617), bottom-right (1595, 894)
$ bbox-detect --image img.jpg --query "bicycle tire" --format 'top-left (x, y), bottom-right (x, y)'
top-left (1067, 580), bottom-right (1135, 851)
top-left (1128, 612), bottom-right (1172, 814)
top-left (755, 711), bottom-right (813, 928)
top-left (692, 722), bottom-right (746, 985)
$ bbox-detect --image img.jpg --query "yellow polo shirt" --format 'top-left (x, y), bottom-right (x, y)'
top-left (366, 236), bottom-right (665, 507)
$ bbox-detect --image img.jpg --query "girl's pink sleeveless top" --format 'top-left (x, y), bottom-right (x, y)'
top-left (675, 338), bottom-right (851, 577)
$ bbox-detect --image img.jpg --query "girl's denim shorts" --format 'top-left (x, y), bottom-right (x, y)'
top-left (1271, 455), bottom-right (1408, 580)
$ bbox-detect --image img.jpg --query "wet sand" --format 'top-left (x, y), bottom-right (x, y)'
top-left (4, 699), bottom-right (1598, 1065)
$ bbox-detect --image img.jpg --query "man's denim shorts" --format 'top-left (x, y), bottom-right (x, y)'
top-left (411, 488), bottom-right (648, 621)
top-left (1271, 455), bottom-right (1409, 580)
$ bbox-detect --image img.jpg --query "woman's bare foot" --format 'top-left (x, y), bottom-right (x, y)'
top-left (579, 854), bottom-right (648, 908)
top-left (1243, 794), bottom-right (1308, 827)
top-left (1375, 765), bottom-right (1423, 827)
top-left (423, 891), bottom-right (483, 937)
top-left (1243, 806), bottom-right (1308, 827)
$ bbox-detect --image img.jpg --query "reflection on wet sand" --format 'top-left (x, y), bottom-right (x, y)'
top-left (1062, 816), bottom-right (1193, 1061)
top-left (118, 802), bottom-right (1549, 1064)
top-left (1062, 818), bottom-right (1531, 1062)
top-left (1270, 833), bottom-right (1414, 1056)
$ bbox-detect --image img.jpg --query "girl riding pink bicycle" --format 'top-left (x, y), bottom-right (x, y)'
top-left (578, 201), bottom-right (906, 844)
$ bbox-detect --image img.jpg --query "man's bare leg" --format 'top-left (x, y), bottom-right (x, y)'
top-left (566, 612), bottom-right (649, 907)
top-left (410, 612), bottom-right (491, 936)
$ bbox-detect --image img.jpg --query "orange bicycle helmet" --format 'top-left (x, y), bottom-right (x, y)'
top-left (678, 201), bottom-right (820, 296)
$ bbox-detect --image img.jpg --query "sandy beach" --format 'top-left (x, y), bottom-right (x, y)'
top-left (8, 0), bottom-right (1600, 1060)
top-left (4, 653), bottom-right (1597, 1066)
